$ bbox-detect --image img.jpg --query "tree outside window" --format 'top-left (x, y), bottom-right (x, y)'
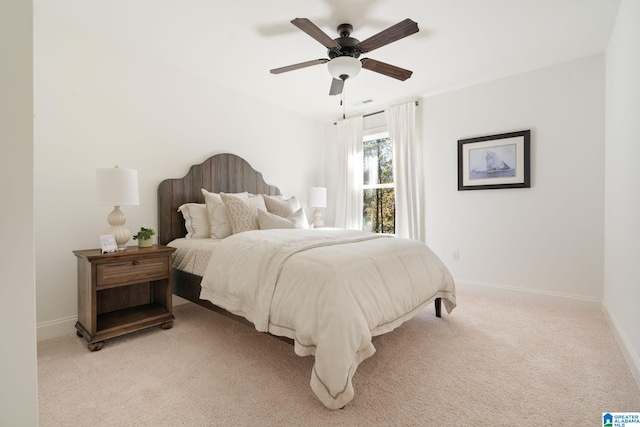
top-left (363, 132), bottom-right (395, 234)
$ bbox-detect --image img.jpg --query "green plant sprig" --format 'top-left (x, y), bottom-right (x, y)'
top-left (132, 227), bottom-right (156, 240)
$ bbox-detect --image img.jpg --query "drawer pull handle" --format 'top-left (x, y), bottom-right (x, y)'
top-left (132, 260), bottom-right (139, 266)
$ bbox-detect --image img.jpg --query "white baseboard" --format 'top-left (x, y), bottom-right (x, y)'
top-left (37, 315), bottom-right (77, 342)
top-left (455, 279), bottom-right (603, 310)
top-left (602, 301), bottom-right (640, 390)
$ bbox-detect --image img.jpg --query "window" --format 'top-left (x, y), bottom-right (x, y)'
top-left (363, 132), bottom-right (395, 234)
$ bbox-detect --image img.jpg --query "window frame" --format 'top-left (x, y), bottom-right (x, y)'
top-left (362, 128), bottom-right (395, 234)
top-left (362, 129), bottom-right (393, 190)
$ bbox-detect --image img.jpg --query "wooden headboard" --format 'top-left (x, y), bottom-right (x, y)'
top-left (157, 153), bottom-right (281, 245)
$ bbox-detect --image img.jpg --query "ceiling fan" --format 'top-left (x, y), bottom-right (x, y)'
top-left (270, 18), bottom-right (419, 96)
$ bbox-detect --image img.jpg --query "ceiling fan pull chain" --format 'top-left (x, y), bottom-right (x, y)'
top-left (340, 85), bottom-right (347, 120)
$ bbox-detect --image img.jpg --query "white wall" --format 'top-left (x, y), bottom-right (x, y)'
top-left (0, 0), bottom-right (39, 424)
top-left (326, 56), bottom-right (605, 306)
top-left (604, 0), bottom-right (640, 383)
top-left (422, 55), bottom-right (605, 306)
top-left (34, 18), bottom-right (324, 338)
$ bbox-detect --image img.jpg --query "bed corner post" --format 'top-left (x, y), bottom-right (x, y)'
top-left (435, 298), bottom-right (442, 318)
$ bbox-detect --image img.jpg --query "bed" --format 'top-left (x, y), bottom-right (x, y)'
top-left (158, 153), bottom-right (456, 409)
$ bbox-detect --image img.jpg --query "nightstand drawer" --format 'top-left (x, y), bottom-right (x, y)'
top-left (96, 257), bottom-right (169, 287)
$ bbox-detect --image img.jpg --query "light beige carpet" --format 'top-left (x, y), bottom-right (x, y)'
top-left (38, 291), bottom-right (640, 426)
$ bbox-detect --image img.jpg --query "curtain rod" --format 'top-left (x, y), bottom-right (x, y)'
top-left (333, 100), bottom-right (419, 125)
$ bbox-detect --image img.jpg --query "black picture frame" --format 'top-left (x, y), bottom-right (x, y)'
top-left (458, 130), bottom-right (531, 191)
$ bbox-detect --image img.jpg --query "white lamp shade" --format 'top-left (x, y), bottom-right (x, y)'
top-left (327, 56), bottom-right (362, 80)
top-left (96, 167), bottom-right (140, 206)
top-left (308, 187), bottom-right (327, 208)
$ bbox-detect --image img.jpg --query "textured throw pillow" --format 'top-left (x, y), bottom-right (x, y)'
top-left (220, 193), bottom-right (267, 234)
top-left (263, 194), bottom-right (301, 218)
top-left (258, 209), bottom-right (295, 230)
top-left (201, 189), bottom-right (248, 239)
top-left (258, 208), bottom-right (310, 230)
top-left (177, 203), bottom-right (210, 238)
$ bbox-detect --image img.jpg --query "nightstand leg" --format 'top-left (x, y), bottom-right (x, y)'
top-left (76, 330), bottom-right (83, 338)
top-left (88, 341), bottom-right (104, 352)
top-left (161, 320), bottom-right (173, 330)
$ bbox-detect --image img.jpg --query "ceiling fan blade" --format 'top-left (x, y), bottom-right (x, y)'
top-left (291, 18), bottom-right (341, 50)
top-left (361, 58), bottom-right (413, 81)
top-left (358, 18), bottom-right (419, 53)
top-left (329, 78), bottom-right (344, 96)
top-left (270, 58), bottom-right (329, 74)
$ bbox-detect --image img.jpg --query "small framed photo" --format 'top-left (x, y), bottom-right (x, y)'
top-left (458, 130), bottom-right (531, 191)
top-left (100, 234), bottom-right (118, 254)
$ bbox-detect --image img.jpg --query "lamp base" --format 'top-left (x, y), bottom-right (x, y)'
top-left (106, 206), bottom-right (131, 250)
top-left (311, 208), bottom-right (324, 229)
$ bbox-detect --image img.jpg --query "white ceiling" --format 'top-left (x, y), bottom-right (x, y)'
top-left (35, 0), bottom-right (621, 122)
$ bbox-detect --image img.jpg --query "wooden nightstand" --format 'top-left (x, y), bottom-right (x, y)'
top-left (73, 244), bottom-right (176, 351)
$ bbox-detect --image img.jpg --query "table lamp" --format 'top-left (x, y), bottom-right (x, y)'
top-left (308, 186), bottom-right (327, 228)
top-left (96, 166), bottom-right (140, 250)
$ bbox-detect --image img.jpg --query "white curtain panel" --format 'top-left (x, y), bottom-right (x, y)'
top-left (335, 115), bottom-right (364, 230)
top-left (386, 102), bottom-right (424, 241)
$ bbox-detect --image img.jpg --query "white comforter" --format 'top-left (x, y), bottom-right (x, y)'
top-left (199, 228), bottom-right (456, 409)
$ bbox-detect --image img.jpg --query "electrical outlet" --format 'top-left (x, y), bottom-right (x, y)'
top-left (452, 250), bottom-right (459, 261)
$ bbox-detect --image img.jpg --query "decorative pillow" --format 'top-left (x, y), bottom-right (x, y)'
top-left (263, 194), bottom-right (301, 218)
top-left (258, 208), bottom-right (310, 230)
top-left (258, 209), bottom-right (295, 230)
top-left (201, 189), bottom-right (248, 239)
top-left (220, 193), bottom-right (267, 234)
top-left (177, 203), bottom-right (210, 238)
top-left (290, 208), bottom-right (310, 229)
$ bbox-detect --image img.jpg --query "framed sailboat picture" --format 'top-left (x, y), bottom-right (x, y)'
top-left (458, 130), bottom-right (531, 191)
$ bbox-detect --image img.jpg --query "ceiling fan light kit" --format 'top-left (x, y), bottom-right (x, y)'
top-left (327, 56), bottom-right (362, 80)
top-left (270, 18), bottom-right (419, 96)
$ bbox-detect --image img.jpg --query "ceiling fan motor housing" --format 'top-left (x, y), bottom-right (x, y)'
top-left (328, 23), bottom-right (361, 59)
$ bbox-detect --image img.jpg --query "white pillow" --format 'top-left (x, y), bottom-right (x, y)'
top-left (177, 203), bottom-right (210, 238)
top-left (263, 194), bottom-right (301, 218)
top-left (258, 208), bottom-right (310, 230)
top-left (220, 193), bottom-right (267, 234)
top-left (201, 189), bottom-right (248, 239)
top-left (290, 208), bottom-right (310, 229)
top-left (258, 209), bottom-right (294, 230)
